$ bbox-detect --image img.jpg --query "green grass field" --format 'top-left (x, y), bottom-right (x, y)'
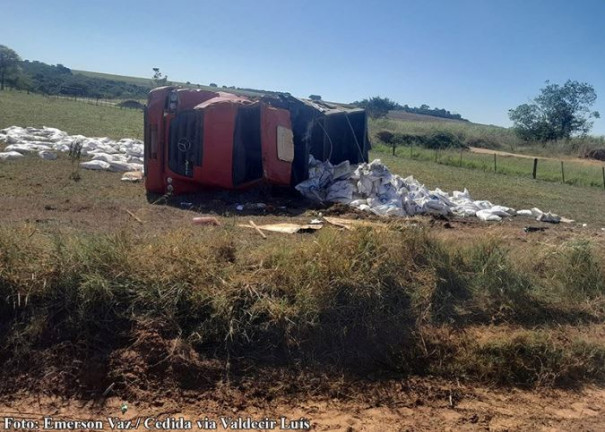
top-left (74, 69), bottom-right (157, 86)
top-left (0, 90), bottom-right (144, 139)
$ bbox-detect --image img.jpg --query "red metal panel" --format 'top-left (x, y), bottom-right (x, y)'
top-left (175, 89), bottom-right (218, 110)
top-left (195, 92), bottom-right (251, 109)
top-left (260, 104), bottom-right (293, 186)
top-left (145, 87), bottom-right (172, 194)
top-left (197, 101), bottom-right (238, 188)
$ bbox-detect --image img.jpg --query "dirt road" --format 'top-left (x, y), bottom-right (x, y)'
top-left (2, 384), bottom-right (605, 432)
top-left (470, 146), bottom-right (605, 167)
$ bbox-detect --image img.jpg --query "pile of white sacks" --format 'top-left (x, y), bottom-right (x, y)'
top-left (0, 126), bottom-right (143, 172)
top-left (296, 157), bottom-right (563, 222)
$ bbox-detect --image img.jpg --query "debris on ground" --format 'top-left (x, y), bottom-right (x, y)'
top-left (121, 171), bottom-right (143, 182)
top-left (239, 222), bottom-right (323, 234)
top-left (247, 220), bottom-right (267, 238)
top-left (296, 157), bottom-right (569, 223)
top-left (0, 126), bottom-right (143, 172)
top-left (125, 210), bottom-right (144, 224)
top-left (323, 216), bottom-right (387, 229)
top-left (523, 226), bottom-right (548, 233)
top-left (192, 216), bottom-right (221, 226)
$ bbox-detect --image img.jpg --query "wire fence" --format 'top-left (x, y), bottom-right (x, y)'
top-left (385, 144), bottom-right (605, 190)
top-left (44, 94), bottom-right (145, 109)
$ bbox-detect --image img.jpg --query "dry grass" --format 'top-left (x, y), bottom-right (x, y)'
top-left (1, 222), bottom-right (604, 395)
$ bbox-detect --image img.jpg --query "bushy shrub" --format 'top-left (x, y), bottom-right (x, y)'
top-left (376, 130), bottom-right (394, 144)
top-left (423, 131), bottom-right (466, 149)
top-left (376, 130), bottom-right (467, 149)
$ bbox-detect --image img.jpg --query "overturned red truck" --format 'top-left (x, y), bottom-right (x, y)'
top-left (144, 87), bottom-right (370, 195)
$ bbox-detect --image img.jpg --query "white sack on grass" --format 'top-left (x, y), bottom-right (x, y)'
top-left (107, 161), bottom-right (144, 172)
top-left (0, 126), bottom-right (144, 172)
top-left (0, 151), bottom-right (25, 161)
top-left (80, 160), bottom-right (111, 170)
top-left (5, 143), bottom-right (51, 153)
top-left (38, 150), bottom-right (58, 160)
top-left (537, 212), bottom-right (561, 224)
top-left (476, 209), bottom-right (504, 222)
top-left (91, 153), bottom-right (127, 163)
top-left (296, 156), bottom-right (564, 223)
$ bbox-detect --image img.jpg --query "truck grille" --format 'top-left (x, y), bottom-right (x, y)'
top-left (168, 110), bottom-right (203, 177)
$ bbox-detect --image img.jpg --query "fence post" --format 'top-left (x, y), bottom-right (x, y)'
top-left (392, 142), bottom-right (396, 156)
top-left (602, 167), bottom-right (605, 190)
top-left (561, 161), bottom-right (565, 183)
top-left (410, 145), bottom-right (413, 159)
top-left (532, 158), bottom-right (538, 179)
top-left (459, 149), bottom-right (463, 166)
top-left (494, 153), bottom-right (497, 172)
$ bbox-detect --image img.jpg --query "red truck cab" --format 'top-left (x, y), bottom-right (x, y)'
top-left (144, 87), bottom-right (369, 195)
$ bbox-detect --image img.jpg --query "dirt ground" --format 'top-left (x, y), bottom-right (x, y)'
top-left (1, 156), bottom-right (602, 244)
top-left (2, 383), bottom-right (605, 432)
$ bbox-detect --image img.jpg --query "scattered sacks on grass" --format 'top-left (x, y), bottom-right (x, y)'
top-left (296, 157), bottom-right (565, 222)
top-left (0, 126), bottom-right (143, 172)
top-left (1, 126), bottom-right (568, 223)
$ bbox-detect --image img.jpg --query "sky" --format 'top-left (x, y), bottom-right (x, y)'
top-left (2, 0), bottom-right (605, 135)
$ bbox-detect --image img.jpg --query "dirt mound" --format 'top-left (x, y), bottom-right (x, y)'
top-left (108, 322), bottom-right (224, 399)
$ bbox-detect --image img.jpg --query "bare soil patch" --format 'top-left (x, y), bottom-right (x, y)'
top-left (470, 146), bottom-right (605, 167)
top-left (2, 383), bottom-right (604, 432)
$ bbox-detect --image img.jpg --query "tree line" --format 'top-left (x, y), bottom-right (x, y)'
top-left (0, 45), bottom-right (150, 99)
top-left (352, 96), bottom-right (467, 121)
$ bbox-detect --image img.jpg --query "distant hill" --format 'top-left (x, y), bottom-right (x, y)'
top-left (74, 70), bottom-right (276, 98)
top-left (73, 70), bottom-right (154, 87)
top-left (9, 60), bottom-right (281, 100)
top-left (16, 61), bottom-right (150, 99)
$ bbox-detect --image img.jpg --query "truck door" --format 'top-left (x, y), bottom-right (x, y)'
top-left (260, 104), bottom-right (294, 186)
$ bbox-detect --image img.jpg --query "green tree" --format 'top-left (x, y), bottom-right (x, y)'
top-left (151, 67), bottom-right (168, 87)
top-left (354, 96), bottom-right (402, 118)
top-left (0, 45), bottom-right (22, 90)
top-left (509, 80), bottom-right (600, 141)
